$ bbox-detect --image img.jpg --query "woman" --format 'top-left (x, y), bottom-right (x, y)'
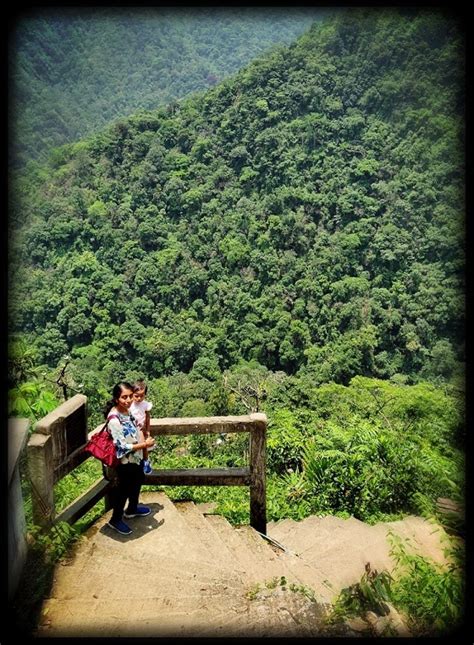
top-left (105, 381), bottom-right (155, 535)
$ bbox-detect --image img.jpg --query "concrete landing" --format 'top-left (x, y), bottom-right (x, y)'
top-left (35, 491), bottom-right (454, 637)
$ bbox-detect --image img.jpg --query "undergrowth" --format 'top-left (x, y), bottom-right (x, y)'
top-left (328, 533), bottom-right (465, 637)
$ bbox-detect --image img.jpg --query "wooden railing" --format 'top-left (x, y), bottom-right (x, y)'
top-left (147, 414), bottom-right (267, 534)
top-left (26, 395), bottom-right (267, 535)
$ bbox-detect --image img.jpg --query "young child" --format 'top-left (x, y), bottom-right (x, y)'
top-left (131, 379), bottom-right (153, 475)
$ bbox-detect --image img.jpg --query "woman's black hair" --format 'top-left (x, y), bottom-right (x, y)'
top-left (104, 381), bottom-right (134, 418)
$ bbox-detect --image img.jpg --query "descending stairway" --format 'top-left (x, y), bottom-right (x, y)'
top-left (35, 491), bottom-right (452, 638)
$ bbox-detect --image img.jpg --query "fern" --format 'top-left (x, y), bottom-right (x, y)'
top-left (281, 468), bottom-right (309, 502)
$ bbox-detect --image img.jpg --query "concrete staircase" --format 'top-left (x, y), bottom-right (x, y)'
top-left (35, 491), bottom-right (452, 638)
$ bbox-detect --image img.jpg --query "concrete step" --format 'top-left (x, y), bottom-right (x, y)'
top-left (269, 520), bottom-right (373, 602)
top-left (37, 491), bottom-right (459, 638)
top-left (47, 491), bottom-right (244, 603)
top-left (268, 514), bottom-right (365, 556)
top-left (233, 524), bottom-right (306, 588)
top-left (267, 517), bottom-right (314, 545)
top-left (269, 515), bottom-right (451, 600)
top-left (378, 516), bottom-right (451, 565)
top-left (275, 550), bottom-right (337, 604)
top-left (267, 515), bottom-right (402, 599)
top-left (132, 491), bottom-right (236, 567)
top-left (206, 516), bottom-right (338, 604)
top-left (39, 588), bottom-right (328, 638)
top-left (238, 524), bottom-right (295, 583)
top-left (266, 517), bottom-right (298, 537)
top-left (174, 501), bottom-right (243, 576)
top-left (38, 587), bottom-right (251, 637)
top-left (205, 514), bottom-right (267, 575)
top-left (49, 544), bottom-right (245, 602)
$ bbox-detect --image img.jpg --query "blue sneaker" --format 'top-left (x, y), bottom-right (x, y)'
top-left (143, 459), bottom-right (152, 475)
top-left (107, 519), bottom-right (132, 535)
top-left (124, 505), bottom-right (151, 518)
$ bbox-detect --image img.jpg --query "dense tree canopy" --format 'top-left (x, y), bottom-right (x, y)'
top-left (9, 6), bottom-right (326, 167)
top-left (9, 8), bottom-right (464, 392)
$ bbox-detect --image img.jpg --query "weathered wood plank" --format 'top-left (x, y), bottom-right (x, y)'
top-left (35, 394), bottom-right (88, 477)
top-left (144, 467), bottom-right (250, 486)
top-left (53, 444), bottom-right (90, 484)
top-left (149, 413), bottom-right (267, 436)
top-left (55, 478), bottom-right (113, 525)
top-left (92, 414), bottom-right (267, 437)
top-left (249, 423), bottom-right (267, 535)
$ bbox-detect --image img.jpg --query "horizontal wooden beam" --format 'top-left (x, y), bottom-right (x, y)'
top-left (92, 414), bottom-right (267, 437)
top-left (149, 413), bottom-right (267, 436)
top-left (55, 478), bottom-right (112, 525)
top-left (144, 467), bottom-right (250, 486)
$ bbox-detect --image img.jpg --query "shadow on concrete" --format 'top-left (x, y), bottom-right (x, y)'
top-left (100, 501), bottom-right (165, 542)
top-left (9, 543), bottom-right (57, 638)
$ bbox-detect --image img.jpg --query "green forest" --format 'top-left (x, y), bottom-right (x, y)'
top-left (8, 8), bottom-right (465, 635)
top-left (9, 6), bottom-right (326, 167)
top-left (10, 8), bottom-right (464, 389)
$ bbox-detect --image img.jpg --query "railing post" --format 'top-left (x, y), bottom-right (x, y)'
top-left (249, 414), bottom-right (267, 535)
top-left (27, 433), bottom-right (55, 528)
top-left (35, 394), bottom-right (88, 481)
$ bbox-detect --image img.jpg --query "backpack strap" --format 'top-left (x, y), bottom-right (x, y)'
top-left (103, 413), bottom-right (120, 432)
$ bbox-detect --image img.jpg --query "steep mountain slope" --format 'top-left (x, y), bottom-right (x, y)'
top-left (9, 6), bottom-right (326, 166)
top-left (9, 8), bottom-right (464, 386)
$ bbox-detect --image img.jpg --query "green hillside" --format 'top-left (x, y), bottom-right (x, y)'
top-left (9, 6), bottom-right (326, 167)
top-left (9, 8), bottom-right (464, 388)
top-left (8, 11), bottom-right (465, 632)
